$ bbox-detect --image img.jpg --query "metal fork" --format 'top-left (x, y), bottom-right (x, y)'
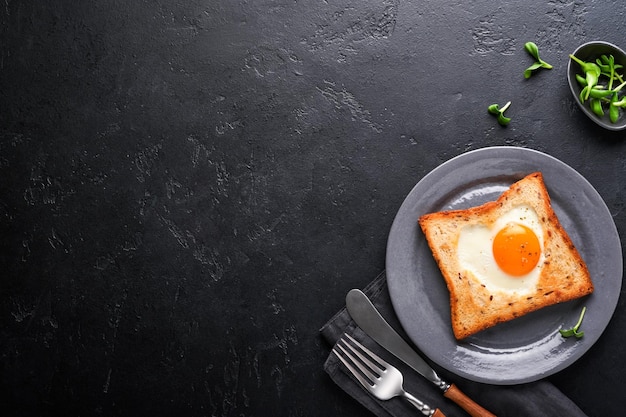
top-left (333, 334), bottom-right (446, 417)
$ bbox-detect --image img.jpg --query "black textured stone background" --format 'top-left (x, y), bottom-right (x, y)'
top-left (1, 0), bottom-right (625, 416)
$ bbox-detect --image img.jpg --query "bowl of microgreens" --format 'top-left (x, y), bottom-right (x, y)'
top-left (567, 41), bottom-right (626, 131)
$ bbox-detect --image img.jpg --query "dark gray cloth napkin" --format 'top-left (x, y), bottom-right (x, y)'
top-left (320, 271), bottom-right (589, 417)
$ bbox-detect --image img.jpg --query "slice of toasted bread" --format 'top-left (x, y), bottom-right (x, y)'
top-left (418, 172), bottom-right (593, 340)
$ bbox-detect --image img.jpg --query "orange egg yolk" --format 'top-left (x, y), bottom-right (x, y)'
top-left (492, 223), bottom-right (541, 276)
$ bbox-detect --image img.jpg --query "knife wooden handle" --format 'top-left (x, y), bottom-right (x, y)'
top-left (444, 383), bottom-right (496, 417)
top-left (432, 409), bottom-right (446, 417)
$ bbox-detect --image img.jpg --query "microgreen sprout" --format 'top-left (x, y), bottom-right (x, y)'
top-left (523, 42), bottom-right (553, 78)
top-left (559, 306), bottom-right (587, 339)
top-left (613, 97), bottom-right (626, 107)
top-left (613, 80), bottom-right (626, 93)
top-left (610, 93), bottom-right (620, 123)
top-left (590, 98), bottom-right (604, 117)
top-left (599, 55), bottom-right (617, 90)
top-left (488, 101), bottom-right (511, 126)
top-left (570, 53), bottom-right (626, 123)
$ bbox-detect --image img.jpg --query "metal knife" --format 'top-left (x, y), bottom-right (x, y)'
top-left (346, 289), bottom-right (497, 417)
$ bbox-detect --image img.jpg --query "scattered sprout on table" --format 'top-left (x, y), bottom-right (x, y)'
top-left (523, 42), bottom-right (553, 78)
top-left (487, 101), bottom-right (512, 126)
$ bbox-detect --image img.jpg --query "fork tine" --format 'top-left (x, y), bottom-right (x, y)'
top-left (332, 347), bottom-right (374, 390)
top-left (339, 338), bottom-right (383, 380)
top-left (336, 334), bottom-right (392, 382)
top-left (344, 334), bottom-right (390, 370)
top-left (336, 342), bottom-right (379, 382)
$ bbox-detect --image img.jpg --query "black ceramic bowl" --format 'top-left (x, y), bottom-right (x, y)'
top-left (567, 41), bottom-right (626, 131)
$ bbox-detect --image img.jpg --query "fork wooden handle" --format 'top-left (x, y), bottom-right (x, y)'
top-left (444, 383), bottom-right (497, 417)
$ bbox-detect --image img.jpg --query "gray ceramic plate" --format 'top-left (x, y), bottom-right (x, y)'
top-left (386, 146), bottom-right (622, 385)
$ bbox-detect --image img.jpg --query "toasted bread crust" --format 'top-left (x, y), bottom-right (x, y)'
top-left (418, 172), bottom-right (593, 339)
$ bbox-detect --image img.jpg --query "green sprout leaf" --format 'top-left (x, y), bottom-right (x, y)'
top-left (575, 74), bottom-right (587, 86)
top-left (590, 98), bottom-right (604, 117)
top-left (560, 306), bottom-right (587, 339)
top-left (524, 41), bottom-right (540, 59)
top-left (524, 42), bottom-right (553, 78)
top-left (610, 93), bottom-right (620, 123)
top-left (487, 101), bottom-right (511, 126)
top-left (588, 87), bottom-right (613, 99)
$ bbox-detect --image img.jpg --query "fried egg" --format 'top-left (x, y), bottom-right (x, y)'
top-left (457, 205), bottom-right (544, 293)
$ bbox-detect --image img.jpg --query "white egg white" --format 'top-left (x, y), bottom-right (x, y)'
top-left (457, 205), bottom-right (544, 294)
